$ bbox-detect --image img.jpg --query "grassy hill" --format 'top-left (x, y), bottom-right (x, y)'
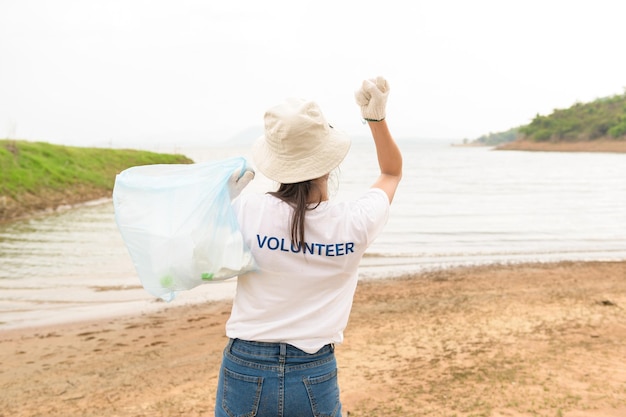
top-left (520, 93), bottom-right (626, 142)
top-left (471, 91), bottom-right (626, 150)
top-left (0, 140), bottom-right (193, 222)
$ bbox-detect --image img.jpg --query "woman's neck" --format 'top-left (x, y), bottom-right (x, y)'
top-left (307, 175), bottom-right (329, 203)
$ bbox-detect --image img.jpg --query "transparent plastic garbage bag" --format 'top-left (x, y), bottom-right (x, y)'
top-left (113, 156), bottom-right (256, 301)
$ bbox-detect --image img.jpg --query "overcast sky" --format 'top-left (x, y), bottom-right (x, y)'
top-left (1, 0), bottom-right (625, 148)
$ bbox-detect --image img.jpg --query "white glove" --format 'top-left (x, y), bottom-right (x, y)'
top-left (354, 76), bottom-right (389, 121)
top-left (227, 167), bottom-right (255, 199)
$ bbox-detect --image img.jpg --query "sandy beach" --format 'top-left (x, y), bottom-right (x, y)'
top-left (1, 260), bottom-right (625, 417)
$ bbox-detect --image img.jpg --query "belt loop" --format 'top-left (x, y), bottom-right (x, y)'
top-left (227, 338), bottom-right (235, 353)
top-left (279, 343), bottom-right (287, 366)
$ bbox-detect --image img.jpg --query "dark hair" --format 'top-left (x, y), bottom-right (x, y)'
top-left (269, 180), bottom-right (323, 246)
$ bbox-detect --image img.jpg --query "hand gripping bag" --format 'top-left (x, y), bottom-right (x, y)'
top-left (113, 157), bottom-right (256, 301)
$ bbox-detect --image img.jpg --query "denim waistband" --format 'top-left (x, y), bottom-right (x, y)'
top-left (227, 338), bottom-right (334, 360)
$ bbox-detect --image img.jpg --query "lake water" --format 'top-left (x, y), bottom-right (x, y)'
top-left (1, 139), bottom-right (625, 329)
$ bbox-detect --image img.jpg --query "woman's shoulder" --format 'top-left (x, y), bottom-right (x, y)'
top-left (333, 188), bottom-right (389, 209)
top-left (318, 188), bottom-right (389, 218)
top-left (233, 192), bottom-right (284, 212)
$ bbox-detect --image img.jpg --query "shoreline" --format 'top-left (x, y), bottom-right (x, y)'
top-left (2, 260), bottom-right (625, 416)
top-left (0, 191), bottom-right (113, 225)
top-left (0, 278), bottom-right (239, 332)
top-left (495, 139), bottom-right (626, 153)
top-left (452, 139), bottom-right (626, 153)
top-left (1, 255), bottom-right (619, 333)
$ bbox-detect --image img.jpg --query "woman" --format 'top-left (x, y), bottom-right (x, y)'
top-left (216, 77), bottom-right (402, 417)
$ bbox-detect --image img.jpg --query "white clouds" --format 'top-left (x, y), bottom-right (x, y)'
top-left (0, 0), bottom-right (624, 145)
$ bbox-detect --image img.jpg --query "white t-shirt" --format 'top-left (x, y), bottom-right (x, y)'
top-left (227, 188), bottom-right (390, 353)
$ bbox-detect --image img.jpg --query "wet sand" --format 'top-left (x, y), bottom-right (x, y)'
top-left (1, 260), bottom-right (625, 416)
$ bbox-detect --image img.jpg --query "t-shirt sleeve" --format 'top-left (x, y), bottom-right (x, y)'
top-left (231, 193), bottom-right (252, 220)
top-left (353, 188), bottom-right (391, 247)
top-left (230, 193), bottom-right (252, 234)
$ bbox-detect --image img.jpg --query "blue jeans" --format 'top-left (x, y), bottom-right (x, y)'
top-left (215, 338), bottom-right (343, 417)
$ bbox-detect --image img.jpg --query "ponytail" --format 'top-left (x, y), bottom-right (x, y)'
top-left (269, 180), bottom-right (323, 246)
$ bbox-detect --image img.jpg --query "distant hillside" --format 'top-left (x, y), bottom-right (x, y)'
top-left (471, 127), bottom-right (520, 146)
top-left (519, 93), bottom-right (626, 142)
top-left (471, 91), bottom-right (626, 149)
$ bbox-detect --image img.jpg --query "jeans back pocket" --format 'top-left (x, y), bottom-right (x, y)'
top-left (303, 368), bottom-right (341, 417)
top-left (221, 367), bottom-right (263, 417)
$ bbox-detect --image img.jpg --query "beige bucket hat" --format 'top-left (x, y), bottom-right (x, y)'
top-left (252, 98), bottom-right (351, 184)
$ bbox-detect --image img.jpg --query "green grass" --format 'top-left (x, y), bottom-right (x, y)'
top-left (0, 139), bottom-right (193, 221)
top-left (0, 139), bottom-right (192, 198)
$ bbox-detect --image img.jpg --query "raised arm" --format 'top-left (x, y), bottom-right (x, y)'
top-left (355, 77), bottom-right (403, 203)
